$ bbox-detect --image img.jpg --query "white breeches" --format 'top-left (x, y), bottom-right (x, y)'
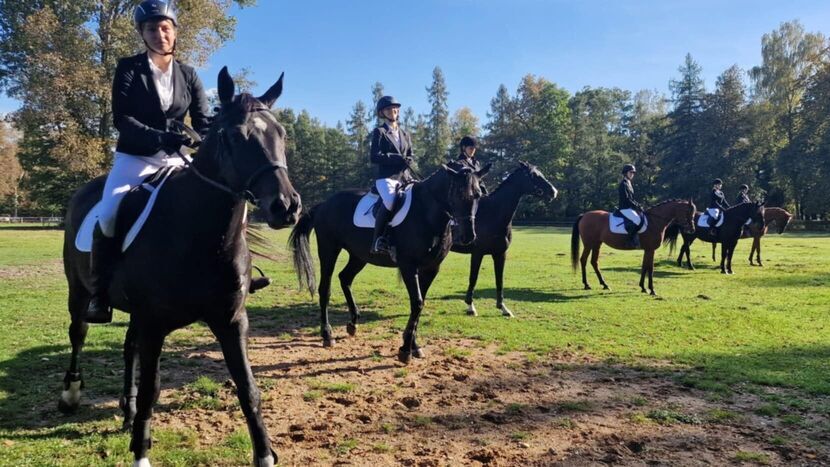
top-left (98, 151), bottom-right (187, 237)
top-left (619, 208), bottom-right (642, 225)
top-left (375, 178), bottom-right (400, 211)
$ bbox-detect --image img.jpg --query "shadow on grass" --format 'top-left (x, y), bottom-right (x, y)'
top-left (439, 287), bottom-right (592, 303)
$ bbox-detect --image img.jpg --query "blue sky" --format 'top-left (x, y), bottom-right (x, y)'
top-left (1, 0), bottom-right (828, 126)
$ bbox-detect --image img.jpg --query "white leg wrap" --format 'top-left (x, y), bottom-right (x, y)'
top-left (466, 303), bottom-right (478, 316)
top-left (60, 380), bottom-right (82, 407)
top-left (499, 304), bottom-right (514, 318)
top-left (256, 455), bottom-right (275, 467)
top-left (133, 458), bottom-right (152, 467)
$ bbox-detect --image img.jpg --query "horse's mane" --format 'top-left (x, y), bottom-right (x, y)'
top-left (647, 198), bottom-right (687, 210)
top-left (488, 165), bottom-right (526, 196)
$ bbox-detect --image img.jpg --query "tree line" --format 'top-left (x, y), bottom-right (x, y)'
top-left (0, 5), bottom-right (827, 220)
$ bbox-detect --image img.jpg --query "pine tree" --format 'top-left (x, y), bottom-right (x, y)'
top-left (423, 67), bottom-right (452, 170)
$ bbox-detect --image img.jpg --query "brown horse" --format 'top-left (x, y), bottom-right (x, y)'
top-left (570, 199), bottom-right (696, 295)
top-left (707, 206), bottom-right (793, 266)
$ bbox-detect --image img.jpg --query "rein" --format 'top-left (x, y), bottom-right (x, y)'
top-left (173, 112), bottom-right (287, 205)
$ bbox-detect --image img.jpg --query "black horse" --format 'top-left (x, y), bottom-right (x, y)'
top-left (61, 68), bottom-right (300, 467)
top-left (290, 162), bottom-right (488, 364)
top-left (451, 161), bottom-right (558, 317)
top-left (665, 201), bottom-right (765, 274)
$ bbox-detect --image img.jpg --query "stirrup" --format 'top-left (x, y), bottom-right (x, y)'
top-left (371, 236), bottom-right (391, 255)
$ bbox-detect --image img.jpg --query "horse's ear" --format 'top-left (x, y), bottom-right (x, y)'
top-left (218, 66), bottom-right (235, 105)
top-left (519, 160), bottom-right (528, 167)
top-left (258, 71), bottom-right (284, 108)
top-left (477, 162), bottom-right (492, 178)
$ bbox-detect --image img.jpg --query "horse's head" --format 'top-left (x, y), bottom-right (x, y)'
top-left (676, 198), bottom-right (697, 234)
top-left (750, 200), bottom-right (766, 230)
top-left (776, 209), bottom-right (793, 234)
top-left (208, 67), bottom-right (301, 228)
top-left (516, 161), bottom-right (558, 199)
top-left (443, 161), bottom-right (490, 245)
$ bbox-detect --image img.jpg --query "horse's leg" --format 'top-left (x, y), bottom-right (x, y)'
top-left (580, 246), bottom-right (591, 290)
top-left (465, 253), bottom-right (484, 316)
top-left (590, 247), bottom-right (609, 290)
top-left (755, 237), bottom-right (763, 267)
top-left (338, 254), bottom-right (366, 337)
top-left (58, 291), bottom-right (88, 414)
top-left (645, 249), bottom-right (656, 295)
top-left (119, 319), bottom-right (138, 431)
top-left (411, 267), bottom-right (438, 358)
top-left (685, 238), bottom-right (695, 270)
top-left (317, 240), bottom-right (341, 347)
top-left (676, 242), bottom-right (684, 267)
top-left (726, 240), bottom-right (736, 274)
top-left (719, 241), bottom-right (727, 274)
top-left (397, 264), bottom-right (423, 365)
top-left (711, 242), bottom-right (716, 262)
top-left (210, 315), bottom-right (276, 467)
top-left (129, 328), bottom-right (165, 467)
top-left (493, 252), bottom-right (514, 317)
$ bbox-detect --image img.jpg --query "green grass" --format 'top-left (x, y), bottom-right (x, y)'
top-left (1, 225), bottom-right (830, 464)
top-left (733, 450), bottom-right (771, 464)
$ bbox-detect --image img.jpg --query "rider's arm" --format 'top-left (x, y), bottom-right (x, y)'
top-left (112, 58), bottom-right (165, 152)
top-left (369, 129), bottom-right (406, 165)
top-left (183, 64), bottom-right (211, 137)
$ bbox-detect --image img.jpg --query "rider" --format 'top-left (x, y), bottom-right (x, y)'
top-left (456, 136), bottom-right (487, 195)
top-left (736, 184), bottom-right (751, 204)
top-left (618, 164), bottom-right (644, 248)
top-left (84, 0), bottom-right (211, 324)
top-left (707, 178), bottom-right (730, 237)
top-left (369, 95), bottom-right (415, 255)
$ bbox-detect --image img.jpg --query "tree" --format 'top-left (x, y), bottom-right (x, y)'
top-left (0, 0), bottom-right (256, 213)
top-left (450, 107), bottom-right (480, 149)
top-left (345, 100), bottom-right (372, 186)
top-left (422, 66), bottom-right (452, 170)
top-left (659, 53), bottom-right (706, 199)
top-left (0, 120), bottom-right (23, 215)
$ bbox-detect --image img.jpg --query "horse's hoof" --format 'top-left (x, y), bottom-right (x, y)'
top-left (602, 284), bottom-right (610, 291)
top-left (584, 284), bottom-right (591, 290)
top-left (256, 449), bottom-right (277, 467)
top-left (466, 303), bottom-right (478, 316)
top-left (758, 263), bottom-right (763, 267)
top-left (346, 323), bottom-right (357, 337)
top-left (133, 458), bottom-right (152, 467)
top-left (322, 338), bottom-right (335, 348)
top-left (412, 347), bottom-right (425, 359)
top-left (57, 397), bottom-right (79, 414)
top-left (640, 288), bottom-right (647, 294)
top-left (500, 306), bottom-right (514, 318)
top-left (122, 418), bottom-right (134, 432)
top-left (650, 291), bottom-right (656, 296)
top-left (397, 350), bottom-right (412, 365)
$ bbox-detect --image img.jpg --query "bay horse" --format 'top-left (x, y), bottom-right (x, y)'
top-left (665, 201), bottom-right (766, 274)
top-left (715, 207), bottom-right (792, 266)
top-left (289, 162), bottom-right (488, 364)
top-left (570, 199), bottom-right (696, 295)
top-left (451, 161), bottom-right (558, 317)
top-left (61, 68), bottom-right (300, 467)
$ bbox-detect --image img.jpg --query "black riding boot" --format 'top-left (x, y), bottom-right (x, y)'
top-left (371, 205), bottom-right (393, 255)
top-left (85, 225), bottom-right (117, 324)
top-left (627, 230), bottom-right (640, 248)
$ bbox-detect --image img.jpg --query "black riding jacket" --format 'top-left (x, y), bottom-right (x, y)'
top-left (369, 123), bottom-right (414, 180)
top-left (709, 189), bottom-right (729, 210)
top-left (618, 179), bottom-right (643, 211)
top-left (112, 52), bottom-right (211, 156)
top-left (736, 192), bottom-right (750, 204)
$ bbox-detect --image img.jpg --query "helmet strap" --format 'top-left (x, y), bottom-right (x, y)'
top-left (143, 37), bottom-right (176, 56)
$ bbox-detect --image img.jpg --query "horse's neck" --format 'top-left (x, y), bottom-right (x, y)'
top-left (767, 208), bottom-right (785, 223)
top-left (487, 176), bottom-right (525, 223)
top-left (647, 203), bottom-right (681, 231)
top-left (413, 172), bottom-right (452, 233)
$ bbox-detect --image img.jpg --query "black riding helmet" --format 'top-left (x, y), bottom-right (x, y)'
top-left (134, 0), bottom-right (178, 29)
top-left (376, 95), bottom-right (401, 118)
top-left (713, 178), bottom-right (723, 185)
top-left (739, 184), bottom-right (749, 190)
top-left (460, 135), bottom-right (477, 149)
top-left (622, 164), bottom-right (636, 175)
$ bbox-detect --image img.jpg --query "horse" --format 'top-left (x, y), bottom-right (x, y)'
top-left (289, 162), bottom-right (489, 364)
top-left (665, 201), bottom-right (766, 274)
top-left (61, 68), bottom-right (300, 467)
top-left (570, 199), bottom-right (696, 295)
top-left (720, 206), bottom-right (792, 266)
top-left (450, 161), bottom-right (558, 317)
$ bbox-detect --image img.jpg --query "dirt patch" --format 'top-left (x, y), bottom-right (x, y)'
top-left (0, 259), bottom-right (63, 280)
top-left (134, 329), bottom-right (827, 466)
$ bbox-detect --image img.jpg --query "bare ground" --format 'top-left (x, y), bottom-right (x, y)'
top-left (117, 324), bottom-right (830, 467)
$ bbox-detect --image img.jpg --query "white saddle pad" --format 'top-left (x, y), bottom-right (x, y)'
top-left (698, 208), bottom-right (725, 228)
top-left (609, 210), bottom-right (648, 234)
top-left (75, 169), bottom-right (175, 253)
top-left (353, 185), bottom-right (413, 228)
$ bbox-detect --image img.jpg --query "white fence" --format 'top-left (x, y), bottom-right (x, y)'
top-left (0, 217), bottom-right (63, 225)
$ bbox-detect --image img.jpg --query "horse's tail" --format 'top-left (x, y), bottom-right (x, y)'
top-left (570, 215), bottom-right (583, 272)
top-left (663, 222), bottom-right (680, 254)
top-left (288, 207), bottom-right (317, 298)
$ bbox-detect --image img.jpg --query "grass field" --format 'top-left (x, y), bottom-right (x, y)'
top-left (0, 224), bottom-right (828, 465)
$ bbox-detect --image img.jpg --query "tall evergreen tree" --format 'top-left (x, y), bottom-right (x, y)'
top-left (423, 66), bottom-right (452, 170)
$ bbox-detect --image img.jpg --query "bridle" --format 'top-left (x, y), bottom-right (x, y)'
top-left (173, 107), bottom-right (287, 205)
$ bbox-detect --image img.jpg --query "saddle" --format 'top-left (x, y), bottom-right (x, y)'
top-left (698, 208), bottom-right (724, 229)
top-left (353, 183), bottom-right (414, 229)
top-left (75, 166), bottom-right (181, 253)
top-left (610, 209), bottom-right (647, 234)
